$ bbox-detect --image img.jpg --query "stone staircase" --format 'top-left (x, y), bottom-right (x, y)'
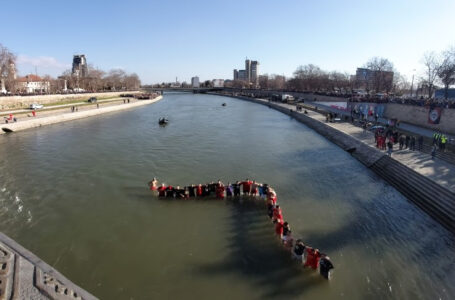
top-left (370, 156), bottom-right (455, 233)
top-left (420, 143), bottom-right (455, 165)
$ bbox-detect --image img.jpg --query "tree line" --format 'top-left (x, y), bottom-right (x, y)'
top-left (0, 43), bottom-right (141, 94)
top-left (228, 47), bottom-right (455, 99)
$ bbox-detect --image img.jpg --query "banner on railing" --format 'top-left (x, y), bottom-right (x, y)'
top-left (428, 107), bottom-right (442, 124)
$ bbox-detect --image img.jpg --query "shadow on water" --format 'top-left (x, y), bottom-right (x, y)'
top-left (192, 197), bottom-right (326, 299)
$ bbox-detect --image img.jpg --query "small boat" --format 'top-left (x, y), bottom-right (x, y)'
top-left (158, 118), bottom-right (169, 125)
top-left (222, 103), bottom-right (226, 106)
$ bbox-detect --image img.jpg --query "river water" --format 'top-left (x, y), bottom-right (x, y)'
top-left (0, 93), bottom-right (454, 299)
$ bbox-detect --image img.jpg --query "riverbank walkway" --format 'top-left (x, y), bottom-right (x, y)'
top-left (1, 96), bottom-right (162, 134)
top-left (257, 98), bottom-right (455, 194)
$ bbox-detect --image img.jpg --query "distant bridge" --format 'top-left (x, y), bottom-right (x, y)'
top-left (142, 87), bottom-right (224, 93)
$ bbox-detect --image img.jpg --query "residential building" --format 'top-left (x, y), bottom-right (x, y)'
top-left (72, 54), bottom-right (88, 78)
top-left (355, 67), bottom-right (394, 92)
top-left (212, 79), bottom-right (224, 88)
top-left (191, 76), bottom-right (200, 88)
top-left (16, 74), bottom-right (50, 94)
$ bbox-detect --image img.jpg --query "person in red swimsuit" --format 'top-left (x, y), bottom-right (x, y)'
top-left (275, 218), bottom-right (284, 237)
top-left (216, 180), bottom-right (225, 199)
top-left (272, 205), bottom-right (283, 223)
top-left (251, 180), bottom-right (258, 196)
top-left (241, 179), bottom-right (252, 195)
top-left (196, 184), bottom-right (203, 197)
top-left (157, 184), bottom-right (166, 197)
top-left (304, 248), bottom-right (321, 269)
top-left (148, 178), bottom-right (158, 191)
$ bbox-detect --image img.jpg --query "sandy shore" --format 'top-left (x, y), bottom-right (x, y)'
top-left (1, 95), bottom-right (162, 134)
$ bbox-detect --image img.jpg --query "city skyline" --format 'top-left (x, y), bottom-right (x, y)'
top-left (2, 0), bottom-right (455, 84)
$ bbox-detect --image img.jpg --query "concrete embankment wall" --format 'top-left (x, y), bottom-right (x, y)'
top-left (384, 103), bottom-right (455, 135)
top-left (1, 96), bottom-right (162, 134)
top-left (0, 231), bottom-right (97, 299)
top-left (0, 91), bottom-right (140, 110)
top-left (225, 95), bottom-right (455, 233)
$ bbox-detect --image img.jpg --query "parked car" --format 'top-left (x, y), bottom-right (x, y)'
top-left (29, 103), bottom-right (44, 109)
top-left (87, 97), bottom-right (97, 103)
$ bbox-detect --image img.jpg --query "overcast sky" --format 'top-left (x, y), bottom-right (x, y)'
top-left (3, 0), bottom-right (455, 84)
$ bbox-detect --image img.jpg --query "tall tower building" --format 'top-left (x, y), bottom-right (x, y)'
top-left (250, 61), bottom-right (259, 87)
top-left (233, 69), bottom-right (239, 80)
top-left (72, 55), bottom-right (88, 78)
top-left (245, 59), bottom-right (251, 83)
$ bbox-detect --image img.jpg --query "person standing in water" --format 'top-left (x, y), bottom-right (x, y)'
top-left (148, 178), bottom-right (158, 191)
top-left (226, 183), bottom-right (233, 197)
top-left (319, 255), bottom-right (334, 280)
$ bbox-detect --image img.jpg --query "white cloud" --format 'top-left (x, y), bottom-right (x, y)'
top-left (16, 54), bottom-right (70, 69)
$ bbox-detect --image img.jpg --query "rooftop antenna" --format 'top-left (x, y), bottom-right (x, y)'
top-left (35, 66), bottom-right (38, 76)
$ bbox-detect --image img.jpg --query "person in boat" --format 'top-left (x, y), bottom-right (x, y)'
top-left (166, 185), bottom-right (174, 198)
top-left (148, 178), bottom-right (158, 191)
top-left (319, 254), bottom-right (334, 280)
top-left (304, 248), bottom-right (321, 270)
top-left (216, 180), bottom-right (225, 199)
top-left (275, 218), bottom-right (284, 238)
top-left (226, 183), bottom-right (233, 197)
top-left (196, 184), bottom-right (203, 197)
top-left (292, 240), bottom-right (306, 262)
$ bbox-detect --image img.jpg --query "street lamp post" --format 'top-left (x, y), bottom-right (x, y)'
top-left (409, 69), bottom-right (416, 98)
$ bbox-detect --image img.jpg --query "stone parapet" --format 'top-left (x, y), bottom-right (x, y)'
top-left (0, 232), bottom-right (97, 300)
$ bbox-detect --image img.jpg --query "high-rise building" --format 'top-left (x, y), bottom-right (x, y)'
top-left (191, 76), bottom-right (200, 88)
top-left (72, 55), bottom-right (88, 78)
top-left (245, 59), bottom-right (251, 82)
top-left (233, 69), bottom-right (239, 81)
top-left (233, 58), bottom-right (260, 86)
top-left (238, 70), bottom-right (247, 81)
top-left (250, 61), bottom-right (259, 87)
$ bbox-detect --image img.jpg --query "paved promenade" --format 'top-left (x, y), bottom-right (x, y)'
top-left (1, 96), bottom-right (162, 134)
top-left (260, 98), bottom-right (455, 194)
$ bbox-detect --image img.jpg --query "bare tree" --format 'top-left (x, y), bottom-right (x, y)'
top-left (392, 72), bottom-right (410, 95)
top-left (269, 74), bottom-right (286, 90)
top-left (0, 44), bottom-right (17, 93)
top-left (420, 51), bottom-right (440, 98)
top-left (437, 46), bottom-right (455, 100)
top-left (364, 57), bottom-right (394, 93)
top-left (258, 74), bottom-right (269, 89)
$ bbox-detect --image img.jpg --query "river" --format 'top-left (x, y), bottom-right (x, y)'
top-left (0, 93), bottom-right (454, 299)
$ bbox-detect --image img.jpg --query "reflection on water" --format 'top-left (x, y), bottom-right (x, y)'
top-left (0, 92), bottom-right (454, 299)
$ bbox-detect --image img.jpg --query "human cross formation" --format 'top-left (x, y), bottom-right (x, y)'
top-left (148, 178), bottom-right (335, 280)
